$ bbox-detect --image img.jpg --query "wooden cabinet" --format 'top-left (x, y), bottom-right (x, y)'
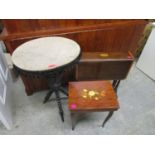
top-left (76, 52), bottom-right (133, 80)
top-left (0, 19), bottom-right (148, 95)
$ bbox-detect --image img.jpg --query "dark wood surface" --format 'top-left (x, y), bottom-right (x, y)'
top-left (80, 51), bottom-right (134, 60)
top-left (68, 81), bottom-right (119, 111)
top-left (1, 19), bottom-right (146, 35)
top-left (0, 19), bottom-right (148, 95)
top-left (1, 19), bottom-right (147, 56)
top-left (76, 51), bottom-right (133, 80)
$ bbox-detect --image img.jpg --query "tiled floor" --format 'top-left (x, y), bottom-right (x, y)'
top-left (0, 64), bottom-right (155, 134)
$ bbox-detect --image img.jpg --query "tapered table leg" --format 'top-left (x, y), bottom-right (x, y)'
top-left (43, 89), bottom-right (54, 103)
top-left (112, 80), bottom-right (120, 92)
top-left (55, 90), bottom-right (64, 122)
top-left (112, 80), bottom-right (117, 87)
top-left (71, 112), bottom-right (76, 130)
top-left (114, 80), bottom-right (120, 92)
top-left (60, 87), bottom-right (68, 96)
top-left (102, 111), bottom-right (114, 127)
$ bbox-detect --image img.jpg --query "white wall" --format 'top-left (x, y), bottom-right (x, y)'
top-left (137, 23), bottom-right (155, 81)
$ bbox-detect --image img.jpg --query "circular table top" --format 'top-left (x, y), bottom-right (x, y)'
top-left (12, 37), bottom-right (81, 72)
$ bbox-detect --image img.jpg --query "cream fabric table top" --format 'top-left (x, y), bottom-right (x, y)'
top-left (12, 37), bottom-right (81, 72)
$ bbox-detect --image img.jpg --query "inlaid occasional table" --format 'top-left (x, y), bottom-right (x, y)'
top-left (68, 81), bottom-right (119, 130)
top-left (12, 37), bottom-right (81, 122)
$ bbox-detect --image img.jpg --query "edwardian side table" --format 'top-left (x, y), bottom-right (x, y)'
top-left (12, 37), bottom-right (81, 122)
top-left (68, 81), bottom-right (119, 130)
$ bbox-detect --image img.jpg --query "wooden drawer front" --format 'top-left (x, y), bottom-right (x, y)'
top-left (76, 60), bottom-right (133, 80)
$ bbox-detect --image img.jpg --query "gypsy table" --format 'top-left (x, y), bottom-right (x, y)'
top-left (12, 37), bottom-right (81, 122)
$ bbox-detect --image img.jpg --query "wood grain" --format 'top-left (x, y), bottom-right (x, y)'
top-left (76, 52), bottom-right (133, 80)
top-left (68, 81), bottom-right (119, 111)
top-left (1, 20), bottom-right (147, 56)
top-left (0, 19), bottom-right (147, 95)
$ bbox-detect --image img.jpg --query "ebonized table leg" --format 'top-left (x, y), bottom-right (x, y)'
top-left (102, 111), bottom-right (114, 127)
top-left (43, 89), bottom-right (54, 103)
top-left (112, 80), bottom-right (117, 87)
top-left (71, 112), bottom-right (87, 130)
top-left (55, 90), bottom-right (64, 122)
top-left (71, 112), bottom-right (76, 130)
top-left (60, 87), bottom-right (68, 96)
top-left (112, 80), bottom-right (120, 92)
top-left (43, 71), bottom-right (66, 122)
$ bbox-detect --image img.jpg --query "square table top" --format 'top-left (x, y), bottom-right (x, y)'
top-left (68, 81), bottom-right (119, 112)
